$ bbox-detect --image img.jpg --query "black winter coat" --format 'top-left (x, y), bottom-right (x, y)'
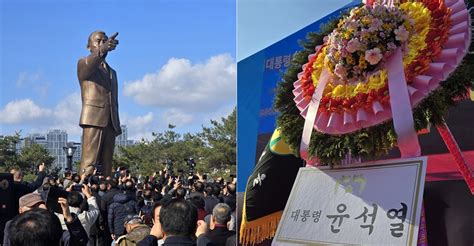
top-left (108, 192), bottom-right (137, 237)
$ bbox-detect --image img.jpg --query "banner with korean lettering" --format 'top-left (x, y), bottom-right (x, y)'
top-left (237, 1), bottom-right (360, 193)
top-left (255, 1), bottom-right (360, 135)
top-left (258, 51), bottom-right (295, 134)
top-left (273, 157), bottom-right (427, 246)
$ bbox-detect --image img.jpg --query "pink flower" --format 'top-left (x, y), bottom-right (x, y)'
top-left (340, 48), bottom-right (348, 57)
top-left (394, 25), bottom-right (409, 42)
top-left (334, 63), bottom-right (347, 78)
top-left (323, 36), bottom-right (329, 44)
top-left (365, 47), bottom-right (383, 65)
top-left (346, 38), bottom-right (361, 53)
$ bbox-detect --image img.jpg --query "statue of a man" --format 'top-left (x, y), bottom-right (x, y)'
top-left (77, 31), bottom-right (121, 176)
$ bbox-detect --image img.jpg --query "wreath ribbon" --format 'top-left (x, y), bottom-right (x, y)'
top-left (299, 67), bottom-right (329, 166)
top-left (387, 47), bottom-right (421, 158)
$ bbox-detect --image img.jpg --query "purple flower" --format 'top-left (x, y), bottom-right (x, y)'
top-left (340, 48), bottom-right (348, 57)
top-left (373, 4), bottom-right (385, 14)
top-left (387, 42), bottom-right (397, 50)
top-left (371, 19), bottom-right (382, 30)
top-left (394, 25), bottom-right (409, 42)
top-left (353, 65), bottom-right (361, 74)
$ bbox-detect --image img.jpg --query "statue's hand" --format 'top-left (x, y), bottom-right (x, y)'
top-left (99, 32), bottom-right (119, 54)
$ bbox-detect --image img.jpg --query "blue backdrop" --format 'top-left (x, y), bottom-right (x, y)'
top-left (237, 1), bottom-right (360, 192)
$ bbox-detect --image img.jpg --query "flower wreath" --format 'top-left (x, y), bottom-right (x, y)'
top-left (274, 0), bottom-right (473, 164)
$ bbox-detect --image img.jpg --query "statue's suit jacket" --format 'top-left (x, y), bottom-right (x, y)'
top-left (78, 57), bottom-right (122, 136)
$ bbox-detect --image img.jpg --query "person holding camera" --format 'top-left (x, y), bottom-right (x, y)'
top-left (4, 193), bottom-right (89, 246)
top-left (56, 184), bottom-right (100, 237)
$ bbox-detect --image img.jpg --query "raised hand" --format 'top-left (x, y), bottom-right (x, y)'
top-left (81, 184), bottom-right (93, 199)
top-left (58, 197), bottom-right (73, 223)
top-left (173, 181), bottom-right (181, 190)
top-left (99, 32), bottom-right (119, 54)
top-left (38, 162), bottom-right (46, 172)
top-left (196, 220), bottom-right (208, 237)
top-left (150, 220), bottom-right (164, 239)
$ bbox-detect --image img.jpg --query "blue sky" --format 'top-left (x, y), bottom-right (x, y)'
top-left (238, 0), bottom-right (352, 61)
top-left (0, 0), bottom-right (236, 141)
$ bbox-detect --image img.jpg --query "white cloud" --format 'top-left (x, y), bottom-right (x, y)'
top-left (163, 109), bottom-right (193, 126)
top-left (127, 112), bottom-right (154, 126)
top-left (121, 112), bottom-right (155, 140)
top-left (0, 94), bottom-right (82, 140)
top-left (207, 104), bottom-right (235, 121)
top-left (0, 94), bottom-right (159, 141)
top-left (0, 99), bottom-right (53, 124)
top-left (2, 54), bottom-right (237, 141)
top-left (15, 71), bottom-right (51, 98)
top-left (50, 95), bottom-right (157, 141)
top-left (16, 72), bottom-right (40, 87)
top-left (51, 93), bottom-right (83, 138)
top-left (123, 53), bottom-right (236, 112)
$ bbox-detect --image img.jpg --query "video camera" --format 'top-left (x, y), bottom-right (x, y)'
top-left (164, 159), bottom-right (174, 176)
top-left (185, 157), bottom-right (196, 175)
top-left (165, 159), bottom-right (173, 170)
top-left (114, 166), bottom-right (129, 179)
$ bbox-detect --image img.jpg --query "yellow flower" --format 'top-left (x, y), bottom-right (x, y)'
top-left (370, 34), bottom-right (380, 42)
top-left (400, 2), bottom-right (431, 34)
top-left (403, 21), bottom-right (412, 32)
top-left (312, 52), bottom-right (325, 69)
top-left (338, 20), bottom-right (345, 28)
top-left (332, 85), bottom-right (345, 98)
top-left (399, 2), bottom-right (431, 66)
top-left (367, 71), bottom-right (387, 90)
top-left (311, 52), bottom-right (327, 86)
top-left (346, 85), bottom-right (356, 97)
top-left (343, 31), bottom-right (351, 39)
top-left (346, 55), bottom-right (355, 65)
top-left (361, 32), bottom-right (370, 40)
top-left (351, 7), bottom-right (362, 16)
top-left (362, 16), bottom-right (371, 25)
top-left (324, 83), bottom-right (334, 95)
top-left (359, 56), bottom-right (367, 69)
top-left (347, 27), bottom-right (355, 34)
top-left (353, 82), bottom-right (368, 95)
top-left (382, 23), bottom-right (392, 31)
top-left (379, 70), bottom-right (387, 83)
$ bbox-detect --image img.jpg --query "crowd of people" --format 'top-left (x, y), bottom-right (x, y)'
top-left (1, 163), bottom-right (237, 246)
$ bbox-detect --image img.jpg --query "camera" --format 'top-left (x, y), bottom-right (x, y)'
top-left (164, 159), bottom-right (174, 176)
top-left (72, 184), bottom-right (83, 192)
top-left (165, 159), bottom-right (173, 170)
top-left (185, 157), bottom-right (196, 175)
top-left (185, 158), bottom-right (196, 167)
top-left (95, 164), bottom-right (104, 176)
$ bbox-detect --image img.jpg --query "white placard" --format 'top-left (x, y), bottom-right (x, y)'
top-left (273, 157), bottom-right (427, 246)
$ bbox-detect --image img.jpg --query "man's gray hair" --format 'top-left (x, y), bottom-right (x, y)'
top-left (212, 203), bottom-right (232, 225)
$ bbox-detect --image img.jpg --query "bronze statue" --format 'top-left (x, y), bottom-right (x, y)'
top-left (77, 30), bottom-right (121, 176)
